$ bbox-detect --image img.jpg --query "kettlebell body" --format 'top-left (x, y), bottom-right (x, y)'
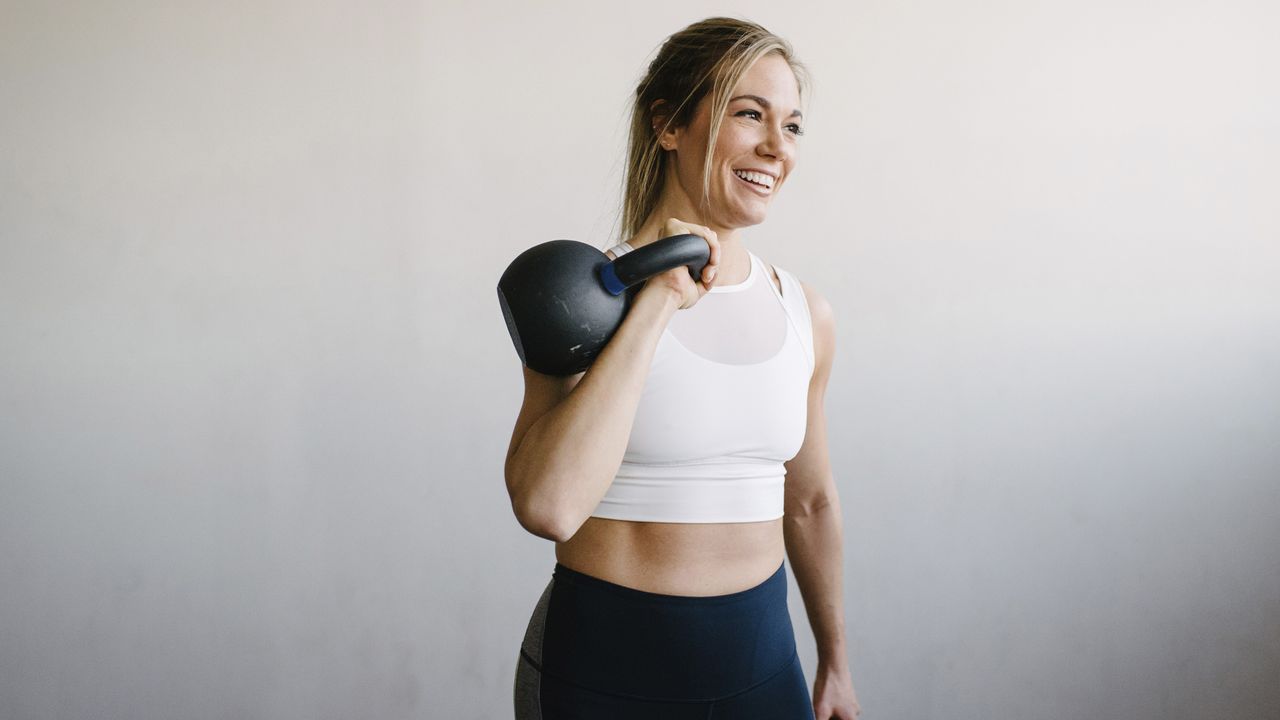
top-left (497, 234), bottom-right (709, 376)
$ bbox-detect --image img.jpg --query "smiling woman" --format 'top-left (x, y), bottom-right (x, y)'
top-left (654, 54), bottom-right (806, 232)
top-left (620, 22), bottom-right (811, 247)
top-left (504, 16), bottom-right (863, 720)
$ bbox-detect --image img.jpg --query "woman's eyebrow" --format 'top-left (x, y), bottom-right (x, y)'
top-left (730, 94), bottom-right (803, 119)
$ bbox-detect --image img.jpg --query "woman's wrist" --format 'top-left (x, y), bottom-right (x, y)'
top-left (817, 653), bottom-right (851, 674)
top-left (636, 282), bottom-right (683, 316)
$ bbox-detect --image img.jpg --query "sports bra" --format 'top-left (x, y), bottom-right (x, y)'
top-left (589, 240), bottom-right (815, 523)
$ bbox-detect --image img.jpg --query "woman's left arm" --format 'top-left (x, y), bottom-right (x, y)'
top-left (783, 280), bottom-right (862, 719)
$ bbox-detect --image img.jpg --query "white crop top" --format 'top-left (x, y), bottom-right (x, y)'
top-left (589, 241), bottom-right (815, 523)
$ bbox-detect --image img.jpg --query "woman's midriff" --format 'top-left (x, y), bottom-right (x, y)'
top-left (554, 516), bottom-right (786, 596)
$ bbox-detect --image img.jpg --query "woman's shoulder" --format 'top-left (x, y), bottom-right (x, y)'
top-left (795, 277), bottom-right (835, 375)
top-left (757, 256), bottom-right (834, 325)
top-left (760, 259), bottom-right (836, 373)
top-left (796, 278), bottom-right (834, 326)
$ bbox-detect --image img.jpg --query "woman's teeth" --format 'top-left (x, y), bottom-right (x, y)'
top-left (733, 169), bottom-right (774, 190)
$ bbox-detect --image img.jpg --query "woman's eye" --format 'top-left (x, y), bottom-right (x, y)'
top-left (736, 109), bottom-right (804, 136)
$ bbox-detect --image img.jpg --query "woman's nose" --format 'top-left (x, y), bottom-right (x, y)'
top-left (757, 125), bottom-right (792, 161)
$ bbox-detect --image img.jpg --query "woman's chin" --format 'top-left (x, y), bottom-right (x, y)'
top-left (731, 208), bottom-right (770, 228)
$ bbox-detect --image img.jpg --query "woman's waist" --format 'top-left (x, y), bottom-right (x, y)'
top-left (555, 516), bottom-right (785, 596)
top-left (536, 541), bottom-right (796, 701)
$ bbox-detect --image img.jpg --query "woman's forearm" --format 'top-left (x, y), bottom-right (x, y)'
top-left (783, 494), bottom-right (850, 670)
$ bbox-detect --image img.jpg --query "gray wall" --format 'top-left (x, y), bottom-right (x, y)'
top-left (2, 1), bottom-right (1277, 718)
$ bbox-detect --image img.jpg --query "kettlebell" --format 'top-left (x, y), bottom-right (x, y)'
top-left (497, 233), bottom-right (710, 376)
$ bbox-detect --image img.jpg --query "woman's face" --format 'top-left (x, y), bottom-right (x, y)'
top-left (662, 53), bottom-right (804, 231)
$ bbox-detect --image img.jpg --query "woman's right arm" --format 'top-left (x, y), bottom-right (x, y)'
top-left (504, 222), bottom-right (719, 541)
top-left (504, 285), bottom-right (679, 541)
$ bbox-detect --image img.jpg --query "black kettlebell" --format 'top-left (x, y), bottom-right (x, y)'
top-left (497, 233), bottom-right (710, 376)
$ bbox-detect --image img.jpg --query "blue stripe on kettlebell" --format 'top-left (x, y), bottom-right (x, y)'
top-left (599, 263), bottom-right (626, 296)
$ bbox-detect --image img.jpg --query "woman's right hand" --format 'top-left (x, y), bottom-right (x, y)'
top-left (638, 218), bottom-right (721, 310)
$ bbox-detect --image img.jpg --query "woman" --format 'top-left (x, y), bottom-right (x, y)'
top-left (504, 17), bottom-right (862, 719)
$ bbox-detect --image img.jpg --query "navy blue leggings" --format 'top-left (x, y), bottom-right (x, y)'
top-left (514, 560), bottom-right (815, 719)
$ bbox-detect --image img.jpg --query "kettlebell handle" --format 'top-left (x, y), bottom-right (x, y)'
top-left (598, 233), bottom-right (711, 296)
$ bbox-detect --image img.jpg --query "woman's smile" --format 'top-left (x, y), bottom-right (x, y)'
top-left (731, 168), bottom-right (777, 195)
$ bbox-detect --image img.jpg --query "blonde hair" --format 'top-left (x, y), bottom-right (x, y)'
top-left (619, 17), bottom-right (810, 242)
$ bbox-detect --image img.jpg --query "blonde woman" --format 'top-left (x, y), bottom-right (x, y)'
top-left (505, 17), bottom-right (862, 719)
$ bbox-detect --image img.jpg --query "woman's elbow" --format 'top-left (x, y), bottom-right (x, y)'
top-left (514, 504), bottom-right (576, 543)
top-left (509, 482), bottom-right (577, 543)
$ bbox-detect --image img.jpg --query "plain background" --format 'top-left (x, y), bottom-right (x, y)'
top-left (3, 1), bottom-right (1278, 718)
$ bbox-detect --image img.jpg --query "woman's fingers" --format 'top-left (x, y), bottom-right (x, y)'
top-left (657, 217), bottom-right (722, 305)
top-left (661, 218), bottom-right (719, 286)
top-left (701, 226), bottom-right (719, 284)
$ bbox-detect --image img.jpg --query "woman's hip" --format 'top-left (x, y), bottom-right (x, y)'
top-left (517, 559), bottom-right (798, 702)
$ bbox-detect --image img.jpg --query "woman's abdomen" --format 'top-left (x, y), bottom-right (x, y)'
top-left (553, 516), bottom-right (785, 596)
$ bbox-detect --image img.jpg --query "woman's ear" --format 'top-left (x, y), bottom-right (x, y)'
top-left (650, 99), bottom-right (678, 151)
top-left (657, 128), bottom-right (678, 151)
